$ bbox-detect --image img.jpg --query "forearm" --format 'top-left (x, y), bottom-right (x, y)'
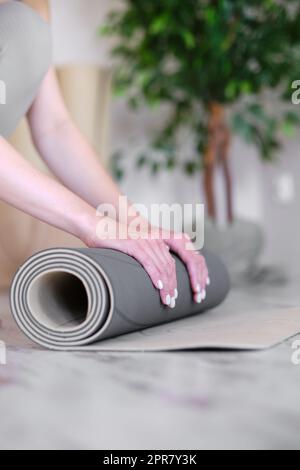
top-left (0, 137), bottom-right (96, 241)
top-left (28, 68), bottom-right (141, 225)
top-left (31, 118), bottom-right (131, 219)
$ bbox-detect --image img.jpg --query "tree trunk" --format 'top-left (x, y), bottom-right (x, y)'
top-left (219, 124), bottom-right (234, 224)
top-left (202, 102), bottom-right (234, 225)
top-left (203, 104), bottom-right (218, 221)
top-left (203, 134), bottom-right (217, 220)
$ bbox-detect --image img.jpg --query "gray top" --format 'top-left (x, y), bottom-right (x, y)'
top-left (0, 1), bottom-right (52, 137)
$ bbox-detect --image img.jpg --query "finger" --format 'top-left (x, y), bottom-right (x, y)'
top-left (145, 241), bottom-right (176, 307)
top-left (159, 242), bottom-right (178, 305)
top-left (195, 254), bottom-right (209, 302)
top-left (203, 258), bottom-right (210, 288)
top-left (156, 254), bottom-right (177, 308)
top-left (132, 246), bottom-right (170, 303)
top-left (192, 251), bottom-right (210, 282)
top-left (166, 238), bottom-right (200, 300)
top-left (165, 255), bottom-right (177, 308)
top-left (159, 237), bottom-right (210, 305)
top-left (145, 241), bottom-right (173, 304)
top-left (185, 257), bottom-right (204, 304)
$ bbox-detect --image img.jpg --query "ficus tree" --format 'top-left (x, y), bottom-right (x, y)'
top-left (100, 0), bottom-right (300, 224)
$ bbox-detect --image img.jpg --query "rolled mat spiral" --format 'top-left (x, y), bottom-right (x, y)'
top-left (9, 247), bottom-right (230, 350)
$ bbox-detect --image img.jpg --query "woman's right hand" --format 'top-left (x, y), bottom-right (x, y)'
top-left (83, 216), bottom-right (178, 309)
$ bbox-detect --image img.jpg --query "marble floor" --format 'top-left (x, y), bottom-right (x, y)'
top-left (1, 282), bottom-right (300, 450)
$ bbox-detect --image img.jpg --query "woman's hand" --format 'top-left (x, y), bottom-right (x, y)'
top-left (163, 232), bottom-right (210, 304)
top-left (149, 224), bottom-right (209, 304)
top-left (82, 214), bottom-right (209, 308)
top-left (83, 216), bottom-right (178, 308)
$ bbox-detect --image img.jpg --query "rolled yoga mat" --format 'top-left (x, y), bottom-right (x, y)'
top-left (10, 247), bottom-right (230, 350)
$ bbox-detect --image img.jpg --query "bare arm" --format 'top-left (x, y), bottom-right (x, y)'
top-left (19, 0), bottom-right (120, 216)
top-left (23, 0), bottom-right (124, 216)
top-left (27, 69), bottom-right (125, 217)
top-left (0, 136), bottom-right (96, 241)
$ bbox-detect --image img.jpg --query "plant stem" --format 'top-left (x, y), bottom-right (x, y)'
top-left (203, 105), bottom-right (218, 221)
top-left (203, 141), bottom-right (217, 221)
top-left (219, 123), bottom-right (234, 224)
top-left (203, 103), bottom-right (234, 225)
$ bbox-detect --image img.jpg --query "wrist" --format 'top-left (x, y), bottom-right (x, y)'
top-left (73, 208), bottom-right (98, 247)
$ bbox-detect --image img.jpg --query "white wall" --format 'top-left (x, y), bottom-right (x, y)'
top-left (50, 0), bottom-right (114, 66)
top-left (50, 0), bottom-right (300, 276)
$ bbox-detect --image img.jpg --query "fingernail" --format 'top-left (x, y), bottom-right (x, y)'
top-left (157, 280), bottom-right (163, 290)
top-left (195, 293), bottom-right (202, 304)
top-left (170, 297), bottom-right (176, 309)
top-left (174, 288), bottom-right (178, 300)
top-left (196, 284), bottom-right (201, 293)
top-left (206, 277), bottom-right (210, 286)
top-left (201, 290), bottom-right (206, 300)
top-left (165, 294), bottom-right (171, 306)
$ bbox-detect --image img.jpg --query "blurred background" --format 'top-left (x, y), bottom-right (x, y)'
top-left (1, 0), bottom-right (300, 288)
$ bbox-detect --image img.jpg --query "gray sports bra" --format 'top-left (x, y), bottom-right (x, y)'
top-left (0, 1), bottom-right (52, 137)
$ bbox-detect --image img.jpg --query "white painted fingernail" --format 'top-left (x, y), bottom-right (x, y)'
top-left (157, 280), bottom-right (163, 290)
top-left (196, 284), bottom-right (201, 293)
top-left (165, 294), bottom-right (171, 306)
top-left (201, 290), bottom-right (206, 300)
top-left (195, 293), bottom-right (202, 304)
top-left (206, 277), bottom-right (210, 286)
top-left (174, 288), bottom-right (178, 300)
top-left (170, 297), bottom-right (176, 309)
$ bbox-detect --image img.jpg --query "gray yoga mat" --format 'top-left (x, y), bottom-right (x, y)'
top-left (10, 247), bottom-right (230, 350)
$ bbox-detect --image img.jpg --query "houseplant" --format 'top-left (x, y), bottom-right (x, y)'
top-left (100, 0), bottom-right (300, 280)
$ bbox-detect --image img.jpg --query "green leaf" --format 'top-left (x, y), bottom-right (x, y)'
top-left (203, 7), bottom-right (217, 26)
top-left (247, 103), bottom-right (265, 119)
top-left (150, 14), bottom-right (169, 34)
top-left (225, 81), bottom-right (238, 100)
top-left (166, 157), bottom-right (176, 170)
top-left (281, 121), bottom-right (296, 137)
top-left (184, 161), bottom-right (199, 175)
top-left (181, 30), bottom-right (196, 49)
top-left (137, 154), bottom-right (147, 168)
top-left (129, 96), bottom-right (140, 109)
top-left (151, 162), bottom-right (161, 175)
top-left (110, 151), bottom-right (125, 180)
top-left (231, 114), bottom-right (255, 142)
top-left (284, 111), bottom-right (300, 125)
top-left (114, 168), bottom-right (124, 180)
top-left (98, 24), bottom-right (112, 36)
top-left (240, 81), bottom-right (252, 95)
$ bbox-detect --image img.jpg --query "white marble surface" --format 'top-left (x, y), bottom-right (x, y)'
top-left (1, 284), bottom-right (300, 450)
